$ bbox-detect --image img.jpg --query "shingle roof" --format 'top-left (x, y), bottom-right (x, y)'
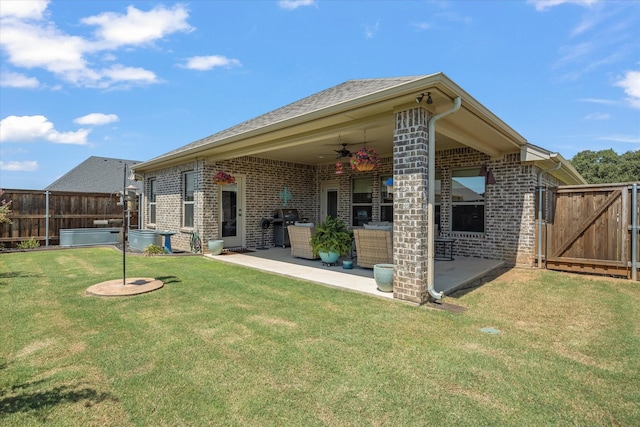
top-left (149, 76), bottom-right (425, 161)
top-left (45, 156), bottom-right (143, 193)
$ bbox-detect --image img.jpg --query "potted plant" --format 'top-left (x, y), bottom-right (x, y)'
top-left (310, 216), bottom-right (352, 265)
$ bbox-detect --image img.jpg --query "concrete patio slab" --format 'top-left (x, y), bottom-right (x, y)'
top-left (205, 247), bottom-right (505, 301)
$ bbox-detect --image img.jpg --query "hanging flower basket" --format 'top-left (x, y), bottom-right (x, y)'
top-left (350, 147), bottom-right (380, 172)
top-left (214, 171), bottom-right (235, 185)
top-left (335, 161), bottom-right (344, 175)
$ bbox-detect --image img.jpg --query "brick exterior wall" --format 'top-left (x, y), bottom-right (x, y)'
top-left (143, 157), bottom-right (316, 252)
top-left (435, 148), bottom-right (537, 266)
top-left (205, 157), bottom-right (315, 249)
top-left (140, 126), bottom-right (550, 301)
top-left (392, 107), bottom-right (432, 303)
top-left (141, 159), bottom-right (205, 251)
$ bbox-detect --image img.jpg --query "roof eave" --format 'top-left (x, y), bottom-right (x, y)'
top-left (521, 144), bottom-right (587, 185)
top-left (134, 73), bottom-right (528, 172)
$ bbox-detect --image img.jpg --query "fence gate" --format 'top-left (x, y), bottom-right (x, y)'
top-left (539, 183), bottom-right (640, 280)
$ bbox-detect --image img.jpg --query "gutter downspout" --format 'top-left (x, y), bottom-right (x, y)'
top-left (427, 96), bottom-right (461, 300)
top-left (141, 172), bottom-right (146, 229)
top-left (536, 161), bottom-right (562, 268)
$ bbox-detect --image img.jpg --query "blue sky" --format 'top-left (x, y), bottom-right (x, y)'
top-left (1, 0), bottom-right (638, 190)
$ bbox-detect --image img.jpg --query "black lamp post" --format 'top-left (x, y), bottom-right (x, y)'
top-left (122, 165), bottom-right (138, 286)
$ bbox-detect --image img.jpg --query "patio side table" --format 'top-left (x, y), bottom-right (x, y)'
top-left (434, 238), bottom-right (456, 261)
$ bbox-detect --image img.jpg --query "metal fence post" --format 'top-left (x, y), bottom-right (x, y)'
top-left (45, 190), bottom-right (50, 247)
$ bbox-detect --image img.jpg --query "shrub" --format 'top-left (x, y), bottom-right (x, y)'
top-left (144, 244), bottom-right (165, 256)
top-left (17, 237), bottom-right (40, 249)
top-left (0, 189), bottom-right (12, 224)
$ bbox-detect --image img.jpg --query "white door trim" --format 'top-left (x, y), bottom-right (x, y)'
top-left (320, 180), bottom-right (340, 221)
top-left (219, 174), bottom-right (246, 248)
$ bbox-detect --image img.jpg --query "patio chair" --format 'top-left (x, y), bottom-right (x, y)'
top-left (353, 228), bottom-right (393, 268)
top-left (287, 225), bottom-right (319, 260)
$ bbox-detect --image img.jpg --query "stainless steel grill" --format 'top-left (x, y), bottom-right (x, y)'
top-left (272, 208), bottom-right (299, 247)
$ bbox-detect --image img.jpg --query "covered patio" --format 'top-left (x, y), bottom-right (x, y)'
top-left (206, 247), bottom-right (505, 300)
top-left (134, 73), bottom-right (584, 305)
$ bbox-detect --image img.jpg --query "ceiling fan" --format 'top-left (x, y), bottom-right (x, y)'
top-left (334, 143), bottom-right (352, 159)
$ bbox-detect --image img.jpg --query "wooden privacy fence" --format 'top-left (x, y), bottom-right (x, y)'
top-left (538, 182), bottom-right (640, 280)
top-left (0, 189), bottom-right (139, 248)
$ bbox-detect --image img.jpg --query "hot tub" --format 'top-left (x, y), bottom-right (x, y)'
top-left (59, 228), bottom-right (122, 247)
top-left (128, 229), bottom-right (162, 251)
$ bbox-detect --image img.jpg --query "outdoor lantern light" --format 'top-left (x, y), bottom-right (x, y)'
top-left (479, 164), bottom-right (496, 185)
top-left (486, 169), bottom-right (497, 185)
top-left (415, 92), bottom-right (433, 104)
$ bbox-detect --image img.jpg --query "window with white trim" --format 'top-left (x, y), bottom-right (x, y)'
top-left (149, 179), bottom-right (157, 224)
top-left (352, 177), bottom-right (372, 226)
top-left (183, 171), bottom-right (195, 228)
top-left (451, 167), bottom-right (485, 233)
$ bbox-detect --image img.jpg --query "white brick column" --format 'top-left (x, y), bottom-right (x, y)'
top-left (392, 106), bottom-right (431, 304)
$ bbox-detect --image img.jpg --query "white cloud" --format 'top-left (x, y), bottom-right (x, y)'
top-left (0, 71), bottom-right (39, 88)
top-left (527, 0), bottom-right (600, 12)
top-left (0, 20), bottom-right (89, 74)
top-left (278, 0), bottom-right (316, 11)
top-left (0, 3), bottom-right (191, 89)
top-left (596, 134), bottom-right (640, 143)
top-left (47, 128), bottom-right (91, 144)
top-left (435, 11), bottom-right (473, 25)
top-left (182, 55), bottom-right (242, 71)
top-left (0, 160), bottom-right (39, 172)
top-left (614, 70), bottom-right (640, 109)
top-left (74, 113), bottom-right (119, 126)
top-left (1, 115), bottom-right (54, 141)
top-left (413, 22), bottom-right (432, 31)
top-left (579, 98), bottom-right (617, 105)
top-left (81, 4), bottom-right (193, 48)
top-left (365, 21), bottom-right (380, 39)
top-left (0, 0), bottom-right (49, 20)
top-left (584, 113), bottom-right (610, 120)
top-left (554, 42), bottom-right (594, 69)
top-left (101, 65), bottom-right (158, 85)
top-left (0, 115), bottom-right (89, 145)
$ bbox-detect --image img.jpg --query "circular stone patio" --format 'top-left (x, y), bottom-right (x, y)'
top-left (86, 277), bottom-right (163, 297)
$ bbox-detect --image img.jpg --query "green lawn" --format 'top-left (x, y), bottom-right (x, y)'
top-left (1, 247), bottom-right (638, 426)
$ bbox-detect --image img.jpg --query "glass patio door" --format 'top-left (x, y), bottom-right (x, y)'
top-left (321, 181), bottom-right (339, 221)
top-left (220, 175), bottom-right (245, 248)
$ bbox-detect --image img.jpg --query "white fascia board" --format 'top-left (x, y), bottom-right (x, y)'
top-left (521, 144), bottom-right (551, 162)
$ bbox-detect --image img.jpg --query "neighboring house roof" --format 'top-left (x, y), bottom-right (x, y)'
top-left (134, 72), bottom-right (586, 185)
top-left (46, 156), bottom-right (143, 193)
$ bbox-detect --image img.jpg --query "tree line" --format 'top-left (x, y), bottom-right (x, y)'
top-left (570, 149), bottom-right (639, 184)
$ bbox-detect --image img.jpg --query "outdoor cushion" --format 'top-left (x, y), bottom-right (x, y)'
top-left (367, 221), bottom-right (389, 226)
top-left (294, 222), bottom-right (314, 227)
top-left (363, 223), bottom-right (392, 231)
